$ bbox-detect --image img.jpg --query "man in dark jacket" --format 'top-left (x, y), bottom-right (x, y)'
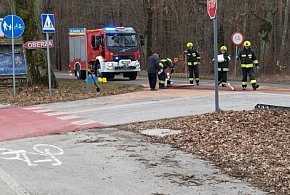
top-left (147, 52), bottom-right (160, 91)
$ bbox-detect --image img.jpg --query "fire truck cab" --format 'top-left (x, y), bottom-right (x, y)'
top-left (69, 27), bottom-right (141, 80)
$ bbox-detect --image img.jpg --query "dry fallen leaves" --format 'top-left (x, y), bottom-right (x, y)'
top-left (0, 78), bottom-right (144, 106)
top-left (118, 109), bottom-right (290, 194)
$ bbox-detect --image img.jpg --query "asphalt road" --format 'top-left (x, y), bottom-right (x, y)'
top-left (0, 72), bottom-right (289, 194)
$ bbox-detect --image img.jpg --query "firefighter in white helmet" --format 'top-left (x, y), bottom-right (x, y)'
top-left (184, 42), bottom-right (201, 85)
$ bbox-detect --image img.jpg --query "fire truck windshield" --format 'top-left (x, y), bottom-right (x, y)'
top-left (106, 33), bottom-right (137, 47)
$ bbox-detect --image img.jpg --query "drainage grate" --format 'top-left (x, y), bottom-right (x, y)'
top-left (255, 104), bottom-right (290, 110)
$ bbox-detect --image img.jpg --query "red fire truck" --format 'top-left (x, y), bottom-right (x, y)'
top-left (69, 27), bottom-right (141, 80)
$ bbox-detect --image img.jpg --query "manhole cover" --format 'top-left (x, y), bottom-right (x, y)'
top-left (140, 128), bottom-right (181, 137)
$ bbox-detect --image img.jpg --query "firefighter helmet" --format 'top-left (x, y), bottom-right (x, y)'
top-left (167, 58), bottom-right (172, 63)
top-left (187, 42), bottom-right (193, 48)
top-left (243, 41), bottom-right (251, 47)
top-left (220, 46), bottom-right (227, 51)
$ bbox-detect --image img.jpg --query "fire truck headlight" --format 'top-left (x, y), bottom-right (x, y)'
top-left (107, 62), bottom-right (113, 70)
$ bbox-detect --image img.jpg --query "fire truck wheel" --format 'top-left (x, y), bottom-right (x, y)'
top-left (128, 72), bottom-right (137, 80)
top-left (76, 64), bottom-right (86, 80)
top-left (104, 73), bottom-right (115, 80)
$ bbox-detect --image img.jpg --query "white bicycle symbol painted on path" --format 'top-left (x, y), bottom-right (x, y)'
top-left (0, 144), bottom-right (64, 166)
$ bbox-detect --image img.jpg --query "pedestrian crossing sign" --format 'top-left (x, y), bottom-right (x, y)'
top-left (41, 14), bottom-right (55, 33)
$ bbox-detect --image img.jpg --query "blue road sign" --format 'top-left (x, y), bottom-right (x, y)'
top-left (41, 14), bottom-right (55, 33)
top-left (0, 15), bottom-right (25, 39)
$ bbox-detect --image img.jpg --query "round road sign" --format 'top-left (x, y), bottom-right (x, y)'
top-left (231, 32), bottom-right (244, 45)
top-left (0, 15), bottom-right (25, 39)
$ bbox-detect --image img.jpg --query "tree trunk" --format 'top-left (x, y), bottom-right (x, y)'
top-left (279, 0), bottom-right (289, 73)
top-left (16, 0), bottom-right (57, 88)
top-left (143, 0), bottom-right (154, 58)
top-left (258, 0), bottom-right (276, 74)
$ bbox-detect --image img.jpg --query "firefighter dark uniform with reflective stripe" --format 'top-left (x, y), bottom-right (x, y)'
top-left (237, 41), bottom-right (260, 90)
top-left (158, 58), bottom-right (174, 88)
top-left (184, 42), bottom-right (201, 85)
top-left (218, 46), bottom-right (231, 87)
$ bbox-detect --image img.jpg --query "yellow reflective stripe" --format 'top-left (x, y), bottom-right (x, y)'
top-left (253, 60), bottom-right (258, 64)
top-left (241, 54), bottom-right (246, 57)
top-left (228, 56), bottom-right (231, 60)
top-left (189, 78), bottom-right (194, 81)
top-left (223, 68), bottom-right (229, 71)
top-left (194, 62), bottom-right (199, 65)
top-left (197, 57), bottom-right (201, 59)
top-left (248, 54), bottom-right (252, 57)
top-left (195, 78), bottom-right (199, 81)
top-left (187, 62), bottom-right (192, 65)
top-left (250, 80), bottom-right (257, 84)
top-left (159, 80), bottom-right (165, 83)
top-left (218, 68), bottom-right (221, 71)
top-left (242, 82), bottom-right (247, 85)
top-left (159, 63), bottom-right (164, 67)
top-left (241, 64), bottom-right (254, 68)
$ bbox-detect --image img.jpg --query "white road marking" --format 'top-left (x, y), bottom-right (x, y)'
top-left (57, 115), bottom-right (81, 120)
top-left (0, 167), bottom-right (31, 195)
top-left (71, 120), bottom-right (96, 125)
top-left (44, 112), bottom-right (66, 116)
top-left (33, 109), bottom-right (53, 113)
top-left (23, 107), bottom-right (43, 110)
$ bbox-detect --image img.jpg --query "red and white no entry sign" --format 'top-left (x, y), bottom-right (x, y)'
top-left (231, 32), bottom-right (244, 45)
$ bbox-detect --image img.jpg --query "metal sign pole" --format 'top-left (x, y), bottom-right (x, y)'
top-left (234, 45), bottom-right (238, 79)
top-left (12, 16), bottom-right (16, 97)
top-left (84, 28), bottom-right (89, 91)
top-left (46, 32), bottom-right (52, 96)
top-left (213, 1), bottom-right (219, 112)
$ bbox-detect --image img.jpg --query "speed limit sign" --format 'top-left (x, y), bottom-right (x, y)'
top-left (231, 32), bottom-right (244, 45)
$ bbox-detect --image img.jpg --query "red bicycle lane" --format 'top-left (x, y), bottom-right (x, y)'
top-left (0, 106), bottom-right (104, 142)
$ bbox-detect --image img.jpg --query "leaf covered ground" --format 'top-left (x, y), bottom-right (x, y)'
top-left (0, 78), bottom-right (144, 106)
top-left (118, 109), bottom-right (290, 194)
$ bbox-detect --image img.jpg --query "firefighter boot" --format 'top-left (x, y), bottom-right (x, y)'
top-left (252, 83), bottom-right (259, 90)
top-left (196, 81), bottom-right (199, 86)
top-left (159, 83), bottom-right (166, 89)
top-left (190, 80), bottom-right (194, 85)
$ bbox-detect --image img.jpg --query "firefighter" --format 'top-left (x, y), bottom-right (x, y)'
top-left (237, 41), bottom-right (260, 90)
top-left (158, 58), bottom-right (174, 89)
top-left (184, 42), bottom-right (201, 85)
top-left (217, 46), bottom-right (231, 87)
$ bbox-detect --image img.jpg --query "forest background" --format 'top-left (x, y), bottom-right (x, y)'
top-left (0, 0), bottom-right (289, 81)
